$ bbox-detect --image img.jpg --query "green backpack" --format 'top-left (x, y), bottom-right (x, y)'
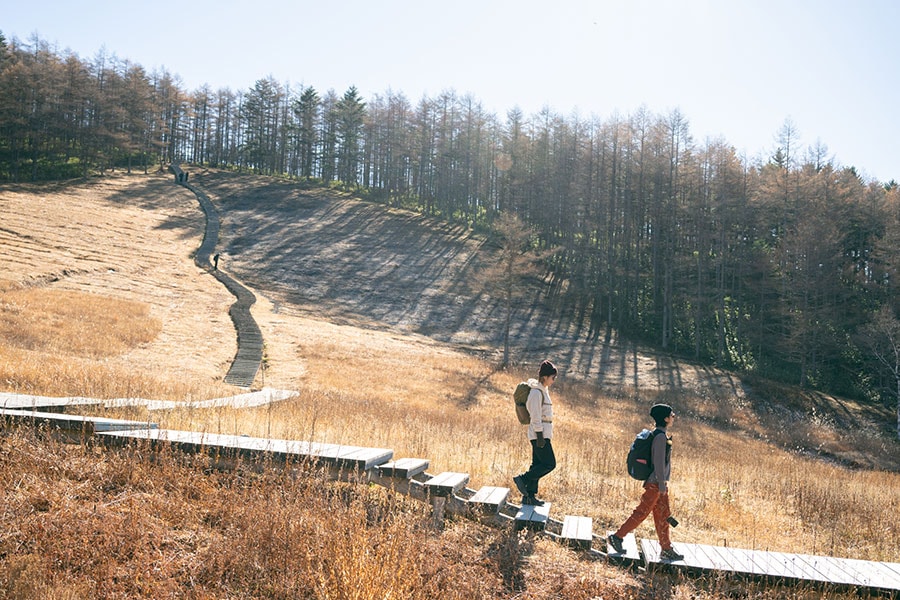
top-left (513, 381), bottom-right (544, 425)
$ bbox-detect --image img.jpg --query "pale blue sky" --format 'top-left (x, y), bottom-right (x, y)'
top-left (4, 0), bottom-right (898, 182)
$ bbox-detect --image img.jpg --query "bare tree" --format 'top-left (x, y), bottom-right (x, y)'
top-left (861, 306), bottom-right (900, 438)
top-left (478, 211), bottom-right (554, 367)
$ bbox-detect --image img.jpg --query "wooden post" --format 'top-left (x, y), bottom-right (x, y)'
top-left (432, 496), bottom-right (446, 529)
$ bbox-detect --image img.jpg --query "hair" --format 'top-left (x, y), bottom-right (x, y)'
top-left (538, 360), bottom-right (558, 379)
top-left (650, 403), bottom-right (674, 427)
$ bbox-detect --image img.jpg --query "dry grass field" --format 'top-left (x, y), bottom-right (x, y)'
top-left (1, 171), bottom-right (898, 599)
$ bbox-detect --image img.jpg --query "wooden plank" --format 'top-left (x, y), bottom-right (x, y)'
top-left (799, 554), bottom-right (869, 587)
top-left (0, 408), bottom-right (158, 433)
top-left (424, 472), bottom-right (469, 497)
top-left (707, 545), bottom-right (757, 573)
top-left (878, 561), bottom-right (900, 589)
top-left (96, 429), bottom-right (392, 471)
top-left (758, 550), bottom-right (829, 582)
top-left (330, 446), bottom-right (394, 470)
top-left (640, 539), bottom-right (686, 565)
top-left (0, 394), bottom-right (103, 411)
top-left (377, 458), bottom-right (429, 479)
top-left (840, 556), bottom-right (898, 588)
top-left (560, 515), bottom-right (592, 550)
top-left (640, 541), bottom-right (900, 593)
top-left (515, 502), bottom-right (551, 531)
top-left (881, 560), bottom-right (900, 579)
top-left (689, 543), bottom-right (742, 571)
top-left (468, 486), bottom-right (509, 515)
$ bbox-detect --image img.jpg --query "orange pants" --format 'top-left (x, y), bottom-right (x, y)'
top-left (614, 483), bottom-right (672, 550)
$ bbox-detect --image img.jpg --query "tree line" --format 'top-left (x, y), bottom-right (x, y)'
top-left (1, 32), bottom-right (899, 432)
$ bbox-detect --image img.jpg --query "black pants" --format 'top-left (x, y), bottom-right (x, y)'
top-left (521, 439), bottom-right (556, 496)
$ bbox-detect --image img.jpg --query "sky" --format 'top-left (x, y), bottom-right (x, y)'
top-left (3, 0), bottom-right (898, 182)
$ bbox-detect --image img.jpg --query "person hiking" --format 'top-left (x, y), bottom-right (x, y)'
top-left (608, 403), bottom-right (685, 561)
top-left (513, 360), bottom-right (558, 506)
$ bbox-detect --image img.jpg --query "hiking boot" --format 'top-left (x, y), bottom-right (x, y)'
top-left (512, 475), bottom-right (528, 496)
top-left (660, 547), bottom-right (684, 561)
top-left (521, 495), bottom-right (545, 506)
top-left (607, 534), bottom-right (625, 554)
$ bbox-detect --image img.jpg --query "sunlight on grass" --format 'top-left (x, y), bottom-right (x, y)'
top-left (150, 312), bottom-right (900, 564)
top-left (0, 285), bottom-right (233, 400)
top-left (0, 287), bottom-right (159, 357)
top-left (2, 271), bottom-right (899, 599)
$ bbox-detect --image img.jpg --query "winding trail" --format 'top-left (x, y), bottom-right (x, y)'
top-left (174, 168), bottom-right (263, 388)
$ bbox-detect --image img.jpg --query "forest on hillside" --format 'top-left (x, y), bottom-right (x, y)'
top-left (1, 32), bottom-right (899, 428)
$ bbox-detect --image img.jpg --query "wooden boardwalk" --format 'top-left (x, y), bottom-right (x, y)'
top-left (1, 408), bottom-right (157, 436)
top-left (0, 389), bottom-right (297, 412)
top-left (641, 538), bottom-right (900, 595)
top-left (176, 168), bottom-right (263, 388)
top-left (96, 428), bottom-right (393, 472)
top-left (5, 406), bottom-right (899, 596)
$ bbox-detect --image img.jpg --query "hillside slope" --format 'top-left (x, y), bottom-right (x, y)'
top-left (196, 169), bottom-right (745, 394)
top-left (0, 170), bottom-right (895, 472)
top-left (192, 170), bottom-right (897, 467)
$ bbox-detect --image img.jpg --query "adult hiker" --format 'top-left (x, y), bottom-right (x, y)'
top-left (608, 403), bottom-right (685, 561)
top-left (513, 360), bottom-right (558, 506)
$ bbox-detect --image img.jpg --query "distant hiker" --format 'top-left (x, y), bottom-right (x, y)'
top-left (213, 253), bottom-right (220, 270)
top-left (608, 403), bottom-right (685, 561)
top-left (512, 360), bottom-right (558, 506)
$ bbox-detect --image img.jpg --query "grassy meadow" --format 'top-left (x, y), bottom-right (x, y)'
top-left (1, 174), bottom-right (899, 599)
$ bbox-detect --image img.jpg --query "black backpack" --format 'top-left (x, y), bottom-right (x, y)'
top-left (626, 428), bottom-right (663, 480)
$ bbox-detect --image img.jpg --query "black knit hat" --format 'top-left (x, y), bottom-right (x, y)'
top-left (538, 360), bottom-right (558, 378)
top-left (650, 403), bottom-right (674, 426)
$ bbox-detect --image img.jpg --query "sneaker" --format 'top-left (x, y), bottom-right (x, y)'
top-left (660, 547), bottom-right (684, 561)
top-left (607, 534), bottom-right (625, 554)
top-left (521, 495), bottom-right (545, 506)
top-left (512, 475), bottom-right (528, 496)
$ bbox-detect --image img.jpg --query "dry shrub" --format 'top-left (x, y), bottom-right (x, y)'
top-left (0, 344), bottom-right (232, 401)
top-left (1, 430), bottom-right (645, 600)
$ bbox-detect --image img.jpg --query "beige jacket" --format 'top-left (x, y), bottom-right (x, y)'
top-left (525, 378), bottom-right (553, 441)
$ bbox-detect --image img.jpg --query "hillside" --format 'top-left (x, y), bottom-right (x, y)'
top-left (196, 169), bottom-right (745, 388)
top-left (2, 170), bottom-right (900, 598)
top-left (1, 170), bottom-right (896, 472)
top-left (193, 169), bottom-right (897, 471)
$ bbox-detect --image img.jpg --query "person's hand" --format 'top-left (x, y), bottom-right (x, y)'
top-left (536, 432), bottom-right (546, 448)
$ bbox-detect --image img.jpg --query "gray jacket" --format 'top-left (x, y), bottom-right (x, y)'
top-left (646, 426), bottom-right (671, 493)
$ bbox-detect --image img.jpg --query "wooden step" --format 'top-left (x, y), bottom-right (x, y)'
top-left (377, 458), bottom-right (429, 479)
top-left (424, 471), bottom-right (469, 497)
top-left (515, 502), bottom-right (551, 531)
top-left (468, 486), bottom-right (509, 515)
top-left (560, 515), bottom-right (593, 550)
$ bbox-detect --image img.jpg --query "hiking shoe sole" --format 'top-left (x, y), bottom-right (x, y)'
top-left (512, 475), bottom-right (527, 496)
top-left (660, 548), bottom-right (685, 561)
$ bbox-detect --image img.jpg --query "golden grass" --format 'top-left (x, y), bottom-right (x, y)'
top-left (147, 306), bottom-right (900, 566)
top-left (0, 287), bottom-right (160, 357)
top-left (2, 174), bottom-right (899, 598)
top-left (0, 285), bottom-right (233, 400)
